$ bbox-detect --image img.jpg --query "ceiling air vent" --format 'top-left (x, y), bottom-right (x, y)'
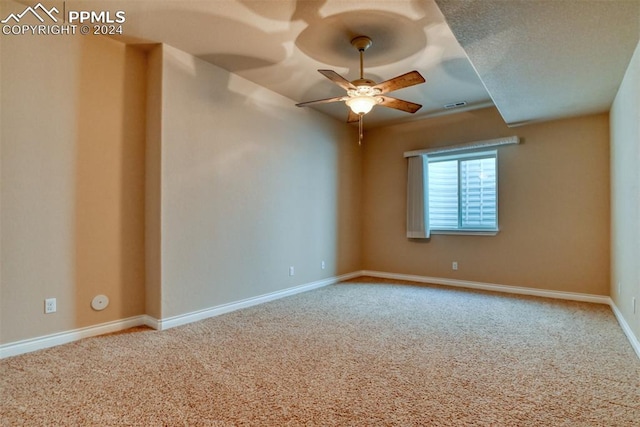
top-left (444, 101), bottom-right (467, 109)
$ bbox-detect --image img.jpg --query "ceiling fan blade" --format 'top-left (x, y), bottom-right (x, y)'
top-left (373, 71), bottom-right (426, 94)
top-left (378, 96), bottom-right (422, 113)
top-left (347, 109), bottom-right (360, 123)
top-left (318, 70), bottom-right (356, 91)
top-left (295, 96), bottom-right (346, 107)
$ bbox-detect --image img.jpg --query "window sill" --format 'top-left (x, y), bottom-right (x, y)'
top-left (430, 229), bottom-right (499, 236)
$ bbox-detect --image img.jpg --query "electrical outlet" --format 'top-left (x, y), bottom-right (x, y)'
top-left (452, 261), bottom-right (458, 271)
top-left (289, 266), bottom-right (295, 276)
top-left (321, 261), bottom-right (326, 270)
top-left (45, 298), bottom-right (56, 314)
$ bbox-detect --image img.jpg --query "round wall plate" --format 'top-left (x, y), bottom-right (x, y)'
top-left (91, 294), bottom-right (109, 311)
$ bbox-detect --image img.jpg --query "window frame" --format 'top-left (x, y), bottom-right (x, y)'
top-left (427, 149), bottom-right (499, 235)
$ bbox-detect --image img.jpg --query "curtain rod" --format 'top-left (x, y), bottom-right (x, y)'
top-left (403, 136), bottom-right (520, 158)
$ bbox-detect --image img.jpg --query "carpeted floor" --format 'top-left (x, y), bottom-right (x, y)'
top-left (1, 277), bottom-right (639, 426)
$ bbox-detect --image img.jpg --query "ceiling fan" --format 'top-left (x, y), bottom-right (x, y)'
top-left (296, 35), bottom-right (426, 144)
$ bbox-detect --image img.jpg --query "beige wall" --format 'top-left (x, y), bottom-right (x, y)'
top-left (154, 44), bottom-right (362, 318)
top-left (145, 45), bottom-right (164, 320)
top-left (0, 0), bottom-right (631, 348)
top-left (610, 40), bottom-right (640, 340)
top-left (0, 27), bottom-right (363, 342)
top-left (0, 1), bottom-right (147, 344)
top-left (362, 108), bottom-right (610, 295)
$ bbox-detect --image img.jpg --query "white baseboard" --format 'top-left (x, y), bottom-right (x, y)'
top-left (154, 271), bottom-right (361, 330)
top-left (4, 270), bottom-right (637, 361)
top-left (0, 315), bottom-right (151, 359)
top-left (609, 301), bottom-right (640, 359)
top-left (362, 270), bottom-right (611, 304)
top-left (0, 272), bottom-right (361, 358)
top-left (362, 270), bottom-right (639, 360)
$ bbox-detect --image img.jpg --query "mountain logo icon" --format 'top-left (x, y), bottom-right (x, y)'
top-left (1, 3), bottom-right (59, 24)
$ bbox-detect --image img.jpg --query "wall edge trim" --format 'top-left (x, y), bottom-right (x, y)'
top-left (362, 270), bottom-right (638, 360)
top-left (5, 271), bottom-right (636, 361)
top-left (0, 272), bottom-right (361, 358)
top-left (0, 315), bottom-right (150, 359)
top-left (362, 270), bottom-right (640, 358)
top-left (609, 299), bottom-right (640, 359)
top-left (361, 270), bottom-right (611, 304)
top-left (154, 271), bottom-right (361, 331)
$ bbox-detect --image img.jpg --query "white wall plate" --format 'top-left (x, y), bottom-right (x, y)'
top-left (91, 295), bottom-right (109, 311)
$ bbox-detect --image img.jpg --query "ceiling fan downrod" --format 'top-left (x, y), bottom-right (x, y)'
top-left (351, 36), bottom-right (372, 80)
top-left (352, 36), bottom-right (372, 146)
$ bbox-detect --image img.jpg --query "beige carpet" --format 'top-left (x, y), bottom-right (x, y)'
top-left (2, 277), bottom-right (639, 426)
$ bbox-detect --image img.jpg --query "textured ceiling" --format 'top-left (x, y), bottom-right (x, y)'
top-left (32, 0), bottom-right (639, 128)
top-left (436, 0), bottom-right (640, 126)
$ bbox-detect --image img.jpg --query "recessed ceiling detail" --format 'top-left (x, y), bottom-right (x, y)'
top-left (98, 1), bottom-right (495, 127)
top-left (295, 11), bottom-right (427, 67)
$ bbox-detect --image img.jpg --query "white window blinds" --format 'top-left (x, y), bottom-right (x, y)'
top-left (405, 136), bottom-right (517, 238)
top-left (427, 159), bottom-right (458, 229)
top-left (427, 152), bottom-right (497, 231)
top-left (460, 156), bottom-right (497, 228)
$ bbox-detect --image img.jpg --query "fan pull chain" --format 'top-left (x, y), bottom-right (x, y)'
top-left (358, 113), bottom-right (364, 146)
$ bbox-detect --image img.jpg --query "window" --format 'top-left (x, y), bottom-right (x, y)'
top-left (406, 136), bottom-right (517, 238)
top-left (427, 150), bottom-right (498, 233)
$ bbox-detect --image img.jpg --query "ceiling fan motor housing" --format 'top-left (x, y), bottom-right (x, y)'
top-left (351, 78), bottom-right (377, 87)
top-left (347, 81), bottom-right (382, 99)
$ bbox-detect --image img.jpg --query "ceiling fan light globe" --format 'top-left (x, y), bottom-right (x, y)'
top-left (346, 96), bottom-right (377, 115)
